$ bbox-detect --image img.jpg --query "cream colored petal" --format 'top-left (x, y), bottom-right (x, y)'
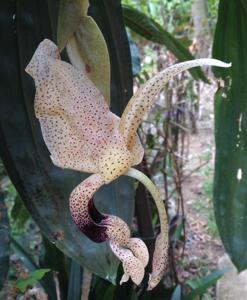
top-left (69, 174), bottom-right (104, 224)
top-left (127, 238), bottom-right (149, 268)
top-left (103, 215), bottom-right (131, 245)
top-left (130, 135), bottom-right (144, 166)
top-left (148, 233), bottom-right (169, 290)
top-left (26, 39), bottom-right (144, 178)
top-left (26, 39), bottom-right (114, 174)
top-left (120, 59), bottom-right (231, 150)
top-left (120, 273), bottom-right (129, 285)
top-left (110, 241), bottom-right (145, 286)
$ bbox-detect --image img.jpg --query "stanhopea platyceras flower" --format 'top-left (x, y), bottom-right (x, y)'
top-left (26, 39), bottom-right (231, 289)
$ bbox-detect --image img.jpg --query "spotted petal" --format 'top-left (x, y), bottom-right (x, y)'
top-left (120, 59), bottom-right (231, 150)
top-left (110, 240), bottom-right (147, 286)
top-left (26, 39), bottom-right (144, 179)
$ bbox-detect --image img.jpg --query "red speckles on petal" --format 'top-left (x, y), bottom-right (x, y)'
top-left (85, 64), bottom-right (91, 73)
top-left (25, 39), bottom-right (144, 179)
top-left (110, 240), bottom-right (148, 286)
top-left (69, 174), bottom-right (108, 243)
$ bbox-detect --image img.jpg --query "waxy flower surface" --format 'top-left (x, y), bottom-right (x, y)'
top-left (26, 39), bottom-right (231, 289)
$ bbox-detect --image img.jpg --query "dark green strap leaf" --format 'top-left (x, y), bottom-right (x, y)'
top-left (0, 193), bottom-right (10, 291)
top-left (122, 5), bottom-right (209, 83)
top-left (213, 0), bottom-right (247, 271)
top-left (0, 0), bottom-right (135, 283)
top-left (67, 261), bottom-right (83, 300)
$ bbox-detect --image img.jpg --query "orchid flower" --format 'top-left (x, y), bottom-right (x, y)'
top-left (26, 39), bottom-right (231, 290)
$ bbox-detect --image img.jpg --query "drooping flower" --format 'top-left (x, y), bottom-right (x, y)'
top-left (26, 39), bottom-right (231, 289)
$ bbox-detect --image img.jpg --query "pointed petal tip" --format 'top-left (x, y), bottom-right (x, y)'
top-left (215, 60), bottom-right (232, 68)
top-left (200, 58), bottom-right (232, 68)
top-left (25, 38), bottom-right (59, 77)
top-left (120, 273), bottom-right (129, 285)
top-left (147, 274), bottom-right (159, 291)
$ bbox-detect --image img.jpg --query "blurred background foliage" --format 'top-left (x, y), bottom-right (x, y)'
top-left (0, 0), bottom-right (246, 299)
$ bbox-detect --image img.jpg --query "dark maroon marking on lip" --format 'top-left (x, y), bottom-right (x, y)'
top-left (83, 223), bottom-right (108, 243)
top-left (74, 217), bottom-right (108, 243)
top-left (71, 198), bottom-right (109, 243)
top-left (88, 198), bottom-right (107, 223)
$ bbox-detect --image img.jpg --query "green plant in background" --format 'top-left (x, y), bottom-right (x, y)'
top-left (15, 269), bottom-right (50, 293)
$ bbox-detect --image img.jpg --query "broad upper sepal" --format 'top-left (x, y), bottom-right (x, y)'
top-left (26, 39), bottom-right (144, 181)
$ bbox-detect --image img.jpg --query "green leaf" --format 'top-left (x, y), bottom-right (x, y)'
top-left (12, 237), bottom-right (57, 299)
top-left (58, 0), bottom-right (111, 104)
top-left (0, 193), bottom-right (10, 291)
top-left (16, 269), bottom-right (50, 293)
top-left (122, 5), bottom-right (209, 83)
top-left (11, 195), bottom-right (29, 228)
top-left (0, 0), bottom-right (135, 284)
top-left (213, 0), bottom-right (247, 271)
top-left (67, 261), bottom-right (83, 300)
top-left (184, 269), bottom-right (227, 300)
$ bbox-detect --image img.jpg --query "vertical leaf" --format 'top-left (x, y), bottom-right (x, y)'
top-left (213, 0), bottom-right (247, 271)
top-left (67, 261), bottom-right (83, 300)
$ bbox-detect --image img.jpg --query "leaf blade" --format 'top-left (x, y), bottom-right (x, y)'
top-left (213, 0), bottom-right (247, 271)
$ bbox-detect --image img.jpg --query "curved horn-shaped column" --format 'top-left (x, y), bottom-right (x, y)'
top-left (120, 59), bottom-right (231, 150)
top-left (125, 168), bottom-right (169, 290)
top-left (69, 174), bottom-right (149, 284)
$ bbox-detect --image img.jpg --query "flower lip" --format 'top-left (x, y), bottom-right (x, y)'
top-left (82, 222), bottom-right (108, 243)
top-left (88, 198), bottom-right (107, 223)
top-left (73, 198), bottom-right (108, 243)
